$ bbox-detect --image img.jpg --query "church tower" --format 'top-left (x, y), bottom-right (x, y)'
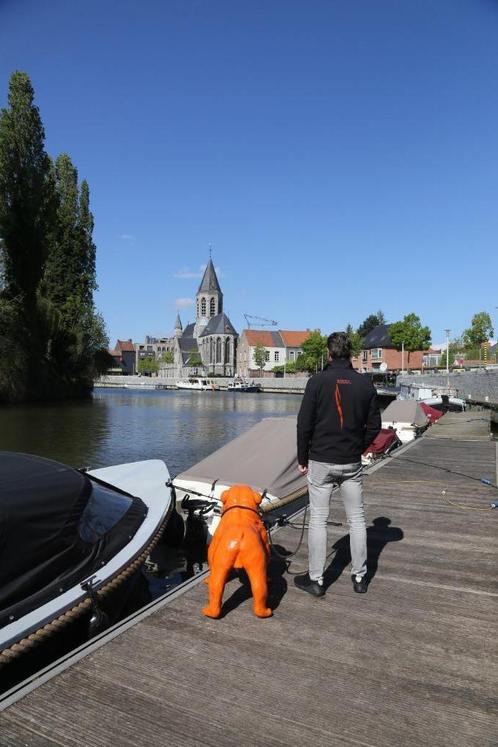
top-left (174, 312), bottom-right (182, 338)
top-left (194, 257), bottom-right (223, 337)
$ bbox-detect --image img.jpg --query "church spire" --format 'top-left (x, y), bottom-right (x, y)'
top-left (197, 257), bottom-right (222, 295)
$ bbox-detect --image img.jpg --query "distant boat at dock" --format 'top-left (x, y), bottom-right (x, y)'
top-left (176, 378), bottom-right (219, 391)
top-left (227, 378), bottom-right (261, 392)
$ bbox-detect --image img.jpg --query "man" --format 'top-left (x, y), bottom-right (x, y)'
top-left (295, 331), bottom-right (381, 597)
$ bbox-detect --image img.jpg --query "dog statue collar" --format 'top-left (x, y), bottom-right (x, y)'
top-left (221, 505), bottom-right (261, 517)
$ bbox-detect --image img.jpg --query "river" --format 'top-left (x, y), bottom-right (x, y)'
top-left (0, 388), bottom-right (302, 473)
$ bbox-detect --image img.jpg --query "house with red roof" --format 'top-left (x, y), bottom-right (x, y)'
top-left (109, 339), bottom-right (137, 375)
top-left (237, 329), bottom-right (311, 377)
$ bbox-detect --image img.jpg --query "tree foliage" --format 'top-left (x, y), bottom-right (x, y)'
top-left (188, 352), bottom-right (202, 367)
top-left (161, 350), bottom-right (174, 364)
top-left (253, 343), bottom-right (267, 373)
top-left (346, 324), bottom-right (362, 358)
top-left (0, 71), bottom-right (108, 402)
top-left (297, 330), bottom-right (328, 373)
top-left (138, 356), bottom-right (159, 375)
top-left (357, 311), bottom-right (385, 339)
top-left (463, 312), bottom-right (494, 349)
top-left (389, 313), bottom-right (431, 366)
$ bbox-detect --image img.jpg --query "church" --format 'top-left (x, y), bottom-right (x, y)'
top-left (172, 259), bottom-right (238, 376)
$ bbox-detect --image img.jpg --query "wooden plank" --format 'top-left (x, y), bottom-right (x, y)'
top-left (1, 418), bottom-right (497, 747)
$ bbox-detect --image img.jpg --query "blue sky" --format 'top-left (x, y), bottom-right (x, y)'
top-left (1, 0), bottom-right (497, 346)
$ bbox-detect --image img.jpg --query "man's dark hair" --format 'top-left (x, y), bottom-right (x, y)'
top-left (327, 331), bottom-right (352, 360)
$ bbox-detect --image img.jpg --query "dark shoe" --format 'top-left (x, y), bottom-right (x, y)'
top-left (294, 572), bottom-right (325, 598)
top-left (352, 574), bottom-right (368, 594)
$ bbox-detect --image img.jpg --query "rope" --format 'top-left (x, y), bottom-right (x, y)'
top-left (375, 480), bottom-right (495, 512)
top-left (0, 512), bottom-right (171, 668)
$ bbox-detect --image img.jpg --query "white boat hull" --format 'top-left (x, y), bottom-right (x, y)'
top-left (0, 460), bottom-right (173, 653)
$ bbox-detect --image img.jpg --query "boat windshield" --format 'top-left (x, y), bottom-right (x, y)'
top-left (78, 482), bottom-right (133, 543)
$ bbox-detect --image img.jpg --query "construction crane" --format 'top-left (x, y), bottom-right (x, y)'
top-left (243, 314), bottom-right (279, 329)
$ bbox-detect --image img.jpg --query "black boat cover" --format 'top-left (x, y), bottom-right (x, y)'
top-left (0, 452), bottom-right (147, 628)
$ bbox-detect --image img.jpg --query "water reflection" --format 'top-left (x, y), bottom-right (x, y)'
top-left (0, 389), bottom-right (301, 476)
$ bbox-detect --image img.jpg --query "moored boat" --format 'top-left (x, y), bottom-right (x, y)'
top-left (173, 417), bottom-right (307, 540)
top-left (0, 452), bottom-right (173, 669)
top-left (381, 400), bottom-right (429, 443)
top-left (176, 378), bottom-right (218, 391)
top-left (227, 378), bottom-right (261, 392)
top-left (361, 428), bottom-right (402, 466)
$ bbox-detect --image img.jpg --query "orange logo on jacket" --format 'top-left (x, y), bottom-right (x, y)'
top-left (203, 485), bottom-right (272, 619)
top-left (334, 380), bottom-right (351, 429)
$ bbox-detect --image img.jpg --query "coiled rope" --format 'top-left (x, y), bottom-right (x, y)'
top-left (0, 511), bottom-right (171, 668)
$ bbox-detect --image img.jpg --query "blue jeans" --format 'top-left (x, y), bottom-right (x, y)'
top-left (307, 460), bottom-right (367, 584)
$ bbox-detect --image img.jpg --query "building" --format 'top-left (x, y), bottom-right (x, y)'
top-left (172, 258), bottom-right (238, 376)
top-left (360, 324), bottom-right (425, 372)
top-left (109, 339), bottom-right (136, 375)
top-left (135, 335), bottom-right (175, 368)
top-left (237, 329), bottom-right (311, 377)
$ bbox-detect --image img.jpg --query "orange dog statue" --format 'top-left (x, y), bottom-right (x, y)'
top-left (203, 484), bottom-right (272, 619)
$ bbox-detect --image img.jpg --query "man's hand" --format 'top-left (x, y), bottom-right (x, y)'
top-left (298, 464), bottom-right (308, 475)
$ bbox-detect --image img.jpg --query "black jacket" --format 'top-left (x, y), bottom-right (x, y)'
top-left (297, 359), bottom-right (381, 466)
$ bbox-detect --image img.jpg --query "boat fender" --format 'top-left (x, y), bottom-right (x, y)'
top-left (81, 576), bottom-right (110, 637)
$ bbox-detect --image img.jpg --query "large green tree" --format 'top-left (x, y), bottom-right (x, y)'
top-left (389, 313), bottom-right (431, 367)
top-left (463, 312), bottom-right (494, 349)
top-left (0, 71), bottom-right (57, 399)
top-left (0, 71), bottom-right (107, 402)
top-left (297, 330), bottom-right (328, 373)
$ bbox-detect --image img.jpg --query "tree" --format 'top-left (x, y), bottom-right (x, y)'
top-left (272, 361), bottom-right (298, 374)
top-left (346, 323), bottom-right (362, 358)
top-left (161, 350), bottom-right (174, 364)
top-left (297, 330), bottom-right (328, 373)
top-left (463, 312), bottom-right (494, 349)
top-left (0, 72), bottom-right (108, 402)
top-left (0, 71), bottom-right (56, 400)
top-left (138, 356), bottom-right (159, 375)
top-left (389, 313), bottom-right (431, 367)
top-left (253, 343), bottom-right (268, 375)
top-left (357, 312), bottom-right (385, 339)
top-left (188, 352), bottom-right (202, 367)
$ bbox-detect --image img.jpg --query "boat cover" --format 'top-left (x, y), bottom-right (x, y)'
top-left (382, 400), bottom-right (428, 427)
top-left (363, 428), bottom-right (399, 455)
top-left (175, 417), bottom-right (307, 499)
top-left (419, 402), bottom-right (444, 423)
top-left (0, 452), bottom-right (146, 627)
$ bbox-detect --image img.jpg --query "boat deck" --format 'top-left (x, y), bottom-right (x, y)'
top-left (1, 413), bottom-right (497, 746)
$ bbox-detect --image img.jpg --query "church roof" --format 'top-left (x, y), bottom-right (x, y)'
top-left (199, 313), bottom-right (237, 337)
top-left (180, 323), bottom-right (197, 351)
top-left (197, 259), bottom-right (222, 295)
top-left (174, 312), bottom-right (182, 330)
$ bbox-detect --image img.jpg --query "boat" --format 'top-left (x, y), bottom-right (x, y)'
top-left (361, 428), bottom-right (402, 466)
top-left (381, 400), bottom-right (429, 443)
top-left (419, 395), bottom-right (466, 413)
top-left (173, 417), bottom-right (307, 541)
top-left (0, 452), bottom-right (173, 669)
top-left (227, 378), bottom-right (261, 392)
top-left (176, 378), bottom-right (218, 391)
top-left (398, 383), bottom-right (466, 412)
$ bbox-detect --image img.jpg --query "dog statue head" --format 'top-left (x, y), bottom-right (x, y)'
top-left (220, 484), bottom-right (262, 512)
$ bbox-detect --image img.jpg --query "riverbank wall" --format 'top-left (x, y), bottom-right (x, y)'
top-left (398, 370), bottom-right (498, 406)
top-left (95, 375), bottom-right (310, 394)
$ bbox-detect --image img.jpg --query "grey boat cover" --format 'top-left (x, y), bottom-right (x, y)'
top-left (382, 400), bottom-right (428, 427)
top-left (175, 417), bottom-right (306, 498)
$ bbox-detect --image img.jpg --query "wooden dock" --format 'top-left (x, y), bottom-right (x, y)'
top-left (1, 413), bottom-right (497, 746)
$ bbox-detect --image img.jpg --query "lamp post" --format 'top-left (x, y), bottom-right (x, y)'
top-left (444, 328), bottom-right (451, 375)
top-left (401, 340), bottom-right (405, 374)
